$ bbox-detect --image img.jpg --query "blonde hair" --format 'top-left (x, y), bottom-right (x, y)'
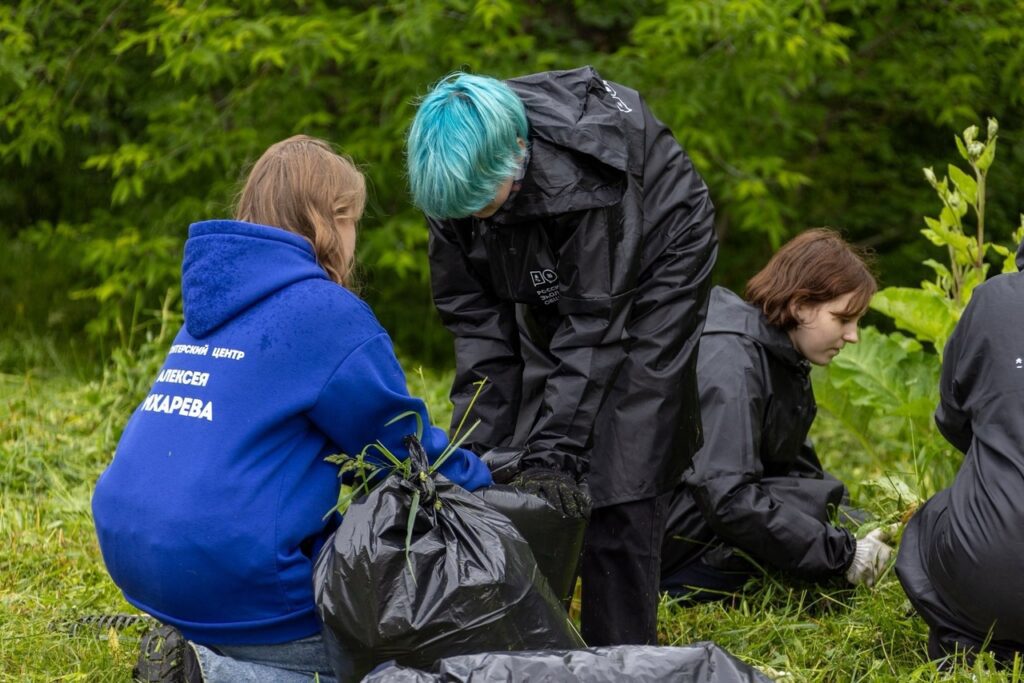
top-left (235, 135), bottom-right (366, 287)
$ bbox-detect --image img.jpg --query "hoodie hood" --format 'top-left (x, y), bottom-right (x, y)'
top-left (704, 286), bottom-right (806, 367)
top-left (181, 220), bottom-right (328, 338)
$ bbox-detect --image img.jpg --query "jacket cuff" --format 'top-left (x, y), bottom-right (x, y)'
top-left (520, 449), bottom-right (589, 483)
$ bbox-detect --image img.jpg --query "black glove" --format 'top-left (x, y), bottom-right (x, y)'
top-left (508, 467), bottom-right (592, 520)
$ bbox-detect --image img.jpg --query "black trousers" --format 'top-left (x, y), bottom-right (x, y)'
top-left (580, 493), bottom-right (671, 646)
top-left (660, 557), bottom-right (752, 604)
top-left (927, 625), bottom-right (1023, 666)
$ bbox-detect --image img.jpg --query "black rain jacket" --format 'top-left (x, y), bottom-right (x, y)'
top-left (896, 240), bottom-right (1024, 656)
top-left (427, 66), bottom-right (717, 507)
top-left (662, 287), bottom-right (856, 579)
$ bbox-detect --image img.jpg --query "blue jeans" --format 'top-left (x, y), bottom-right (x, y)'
top-left (191, 634), bottom-right (349, 683)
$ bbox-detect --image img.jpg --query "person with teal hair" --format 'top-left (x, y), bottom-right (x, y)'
top-left (406, 67), bottom-right (718, 646)
top-left (407, 73), bottom-right (528, 220)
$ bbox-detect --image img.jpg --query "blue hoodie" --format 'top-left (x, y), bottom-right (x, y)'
top-left (92, 220), bottom-right (492, 646)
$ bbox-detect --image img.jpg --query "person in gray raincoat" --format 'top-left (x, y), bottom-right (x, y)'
top-left (896, 237), bottom-right (1024, 663)
top-left (406, 66), bottom-right (718, 645)
top-left (661, 230), bottom-right (892, 600)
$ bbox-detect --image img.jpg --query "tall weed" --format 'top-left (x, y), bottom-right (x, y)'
top-left (816, 118), bottom-right (1023, 508)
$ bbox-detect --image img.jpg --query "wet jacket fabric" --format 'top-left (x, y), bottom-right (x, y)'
top-left (92, 220), bottom-right (491, 646)
top-left (896, 241), bottom-right (1024, 655)
top-left (427, 66), bottom-right (718, 507)
top-left (662, 287), bottom-right (856, 579)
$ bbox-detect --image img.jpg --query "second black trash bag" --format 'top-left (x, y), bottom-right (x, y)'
top-left (360, 642), bottom-right (775, 682)
top-left (473, 484), bottom-right (586, 605)
top-left (313, 438), bottom-right (584, 683)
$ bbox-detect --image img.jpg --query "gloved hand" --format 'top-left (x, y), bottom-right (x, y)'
top-left (508, 467), bottom-right (592, 520)
top-left (845, 528), bottom-right (894, 587)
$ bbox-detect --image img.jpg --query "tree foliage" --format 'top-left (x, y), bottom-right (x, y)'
top-left (2, 0), bottom-right (1023, 364)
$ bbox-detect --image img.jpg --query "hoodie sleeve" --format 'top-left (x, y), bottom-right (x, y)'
top-left (689, 334), bottom-right (855, 578)
top-left (517, 93), bottom-right (718, 479)
top-left (427, 218), bottom-right (524, 454)
top-left (308, 333), bottom-right (492, 491)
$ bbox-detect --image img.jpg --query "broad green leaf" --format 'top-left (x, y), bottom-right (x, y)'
top-left (976, 138), bottom-right (997, 172)
top-left (920, 227), bottom-right (944, 247)
top-left (811, 366), bottom-right (877, 456)
top-left (921, 258), bottom-right (951, 282)
top-left (870, 288), bottom-right (956, 348)
top-left (938, 206), bottom-right (958, 231)
top-left (947, 164), bottom-right (977, 204)
top-left (958, 264), bottom-right (989, 307)
top-left (954, 134), bottom-right (970, 162)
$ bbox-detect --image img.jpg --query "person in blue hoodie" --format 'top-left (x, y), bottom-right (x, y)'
top-left (91, 135), bottom-right (492, 683)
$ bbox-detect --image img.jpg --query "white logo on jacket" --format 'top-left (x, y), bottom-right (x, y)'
top-left (529, 269), bottom-right (559, 305)
top-left (602, 81), bottom-right (633, 113)
top-left (530, 269), bottom-right (558, 286)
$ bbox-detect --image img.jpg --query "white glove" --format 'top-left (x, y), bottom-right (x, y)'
top-left (845, 528), bottom-right (893, 587)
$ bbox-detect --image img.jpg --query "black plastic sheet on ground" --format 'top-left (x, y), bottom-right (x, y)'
top-left (313, 439), bottom-right (583, 682)
top-left (360, 642), bottom-right (774, 682)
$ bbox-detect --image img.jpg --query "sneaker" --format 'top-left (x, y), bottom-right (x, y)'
top-left (133, 623), bottom-right (201, 682)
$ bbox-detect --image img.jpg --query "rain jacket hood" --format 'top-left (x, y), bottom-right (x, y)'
top-left (662, 287), bottom-right (855, 580)
top-left (702, 287), bottom-right (805, 368)
top-left (427, 66), bottom-right (718, 506)
top-left (513, 70), bottom-right (634, 175)
top-left (487, 68), bottom-right (639, 224)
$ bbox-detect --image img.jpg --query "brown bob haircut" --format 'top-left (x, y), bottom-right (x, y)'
top-left (235, 135), bottom-right (366, 287)
top-left (745, 228), bottom-right (876, 329)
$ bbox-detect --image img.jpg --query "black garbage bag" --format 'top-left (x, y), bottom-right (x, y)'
top-left (313, 438), bottom-right (584, 682)
top-left (473, 484), bottom-right (586, 605)
top-left (360, 642), bottom-right (774, 682)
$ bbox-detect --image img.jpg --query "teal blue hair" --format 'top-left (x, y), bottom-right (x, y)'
top-left (407, 72), bottom-right (528, 219)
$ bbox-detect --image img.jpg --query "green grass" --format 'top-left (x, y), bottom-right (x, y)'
top-left (1, 347), bottom-right (1021, 681)
top-left (1, 369), bottom-right (142, 681)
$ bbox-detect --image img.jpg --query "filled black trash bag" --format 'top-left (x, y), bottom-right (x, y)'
top-left (473, 484), bottom-right (586, 605)
top-left (360, 642), bottom-right (773, 682)
top-left (313, 439), bottom-right (584, 682)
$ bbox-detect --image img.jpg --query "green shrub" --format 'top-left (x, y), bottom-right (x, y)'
top-left (816, 119), bottom-right (1024, 515)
